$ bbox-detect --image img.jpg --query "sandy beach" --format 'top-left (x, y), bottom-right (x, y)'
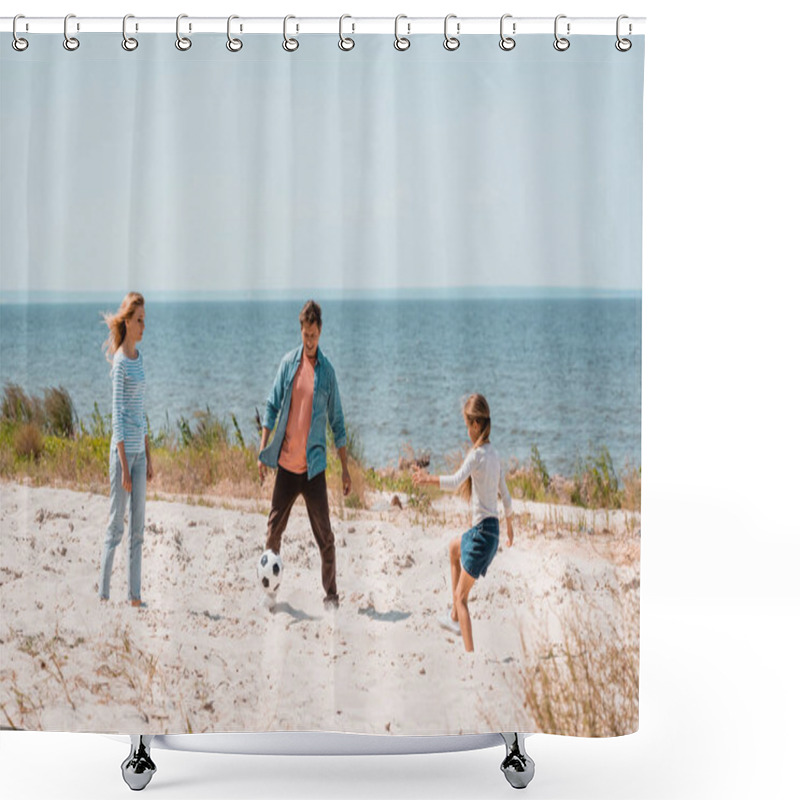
top-left (0, 479), bottom-right (639, 736)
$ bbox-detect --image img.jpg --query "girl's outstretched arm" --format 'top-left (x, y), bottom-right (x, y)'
top-left (411, 467), bottom-right (438, 487)
top-left (412, 449), bottom-right (475, 489)
top-left (437, 449), bottom-right (476, 491)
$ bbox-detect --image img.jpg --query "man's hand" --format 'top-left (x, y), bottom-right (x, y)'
top-left (342, 464), bottom-right (352, 497)
top-left (506, 517), bottom-right (514, 548)
top-left (258, 428), bottom-right (271, 485)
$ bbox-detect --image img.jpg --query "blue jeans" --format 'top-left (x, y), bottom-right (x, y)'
top-left (99, 449), bottom-right (146, 601)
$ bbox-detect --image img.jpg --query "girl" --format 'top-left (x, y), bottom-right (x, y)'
top-left (413, 393), bottom-right (513, 653)
top-left (98, 292), bottom-right (154, 607)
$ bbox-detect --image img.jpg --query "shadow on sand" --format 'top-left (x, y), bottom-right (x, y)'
top-left (357, 605), bottom-right (412, 623)
top-left (270, 601), bottom-right (319, 623)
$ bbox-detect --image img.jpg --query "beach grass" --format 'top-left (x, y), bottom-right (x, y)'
top-left (517, 587), bottom-right (639, 737)
top-left (1, 384), bottom-right (640, 512)
top-left (1, 623), bottom-right (218, 733)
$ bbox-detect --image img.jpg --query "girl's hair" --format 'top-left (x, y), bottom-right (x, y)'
top-left (102, 292), bottom-right (145, 363)
top-left (458, 393), bottom-right (491, 503)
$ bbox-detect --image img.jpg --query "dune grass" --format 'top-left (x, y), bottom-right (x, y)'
top-left (1, 384), bottom-right (639, 512)
top-left (1, 623), bottom-right (218, 732)
top-left (518, 587), bottom-right (639, 737)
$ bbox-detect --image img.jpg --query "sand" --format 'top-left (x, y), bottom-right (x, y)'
top-left (0, 479), bottom-right (639, 735)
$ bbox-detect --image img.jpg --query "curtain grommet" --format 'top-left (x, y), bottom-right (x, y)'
top-left (12, 15), bottom-right (29, 51)
top-left (394, 15), bottom-right (410, 51)
top-left (63, 13), bottom-right (80, 51)
top-left (175, 14), bottom-right (192, 51)
top-left (499, 14), bottom-right (516, 51)
top-left (338, 15), bottom-right (355, 51)
top-left (553, 14), bottom-right (570, 51)
top-left (443, 14), bottom-right (460, 51)
top-left (226, 15), bottom-right (243, 52)
top-left (121, 15), bottom-right (138, 51)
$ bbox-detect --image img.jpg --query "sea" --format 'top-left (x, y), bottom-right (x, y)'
top-left (0, 296), bottom-right (641, 475)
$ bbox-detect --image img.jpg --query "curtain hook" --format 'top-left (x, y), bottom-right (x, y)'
top-left (394, 14), bottom-right (410, 51)
top-left (176, 13), bottom-right (192, 50)
top-left (499, 14), bottom-right (516, 51)
top-left (283, 15), bottom-right (299, 51)
top-left (615, 15), bottom-right (632, 51)
top-left (122, 14), bottom-right (138, 51)
top-left (227, 15), bottom-right (243, 51)
top-left (63, 13), bottom-right (80, 51)
top-left (553, 14), bottom-right (570, 51)
top-left (339, 14), bottom-right (355, 51)
top-left (12, 14), bottom-right (29, 51)
top-left (443, 14), bottom-right (460, 51)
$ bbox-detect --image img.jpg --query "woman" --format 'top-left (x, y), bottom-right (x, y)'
top-left (98, 292), bottom-right (154, 607)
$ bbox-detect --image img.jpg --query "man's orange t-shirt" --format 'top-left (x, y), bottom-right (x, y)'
top-left (278, 352), bottom-right (316, 474)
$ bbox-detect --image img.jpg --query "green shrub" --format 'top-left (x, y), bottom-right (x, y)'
top-left (571, 444), bottom-right (620, 509)
top-left (2, 383), bottom-right (42, 426)
top-left (43, 386), bottom-right (76, 438)
top-left (178, 408), bottom-right (228, 450)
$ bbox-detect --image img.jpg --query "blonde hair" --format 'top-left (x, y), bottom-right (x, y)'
top-left (102, 292), bottom-right (145, 363)
top-left (458, 393), bottom-right (492, 503)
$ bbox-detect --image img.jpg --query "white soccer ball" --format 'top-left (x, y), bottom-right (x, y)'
top-left (257, 549), bottom-right (283, 593)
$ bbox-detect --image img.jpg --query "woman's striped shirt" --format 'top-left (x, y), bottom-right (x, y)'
top-left (110, 349), bottom-right (146, 453)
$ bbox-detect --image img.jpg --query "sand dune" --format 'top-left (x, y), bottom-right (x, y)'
top-left (0, 479), bottom-right (639, 735)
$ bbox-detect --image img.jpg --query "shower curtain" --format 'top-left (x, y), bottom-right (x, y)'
top-left (0, 27), bottom-right (643, 738)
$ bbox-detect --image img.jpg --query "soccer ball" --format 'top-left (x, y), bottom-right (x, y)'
top-left (257, 549), bottom-right (283, 592)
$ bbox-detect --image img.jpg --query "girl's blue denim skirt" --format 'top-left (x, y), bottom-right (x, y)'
top-left (460, 516), bottom-right (500, 579)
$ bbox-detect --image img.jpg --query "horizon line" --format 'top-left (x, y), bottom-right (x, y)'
top-left (0, 286), bottom-right (642, 305)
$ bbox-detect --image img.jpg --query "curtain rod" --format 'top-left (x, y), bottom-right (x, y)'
top-left (1, 16), bottom-right (646, 36)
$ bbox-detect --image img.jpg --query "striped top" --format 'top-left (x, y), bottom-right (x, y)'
top-left (110, 349), bottom-right (146, 453)
top-left (439, 442), bottom-right (513, 526)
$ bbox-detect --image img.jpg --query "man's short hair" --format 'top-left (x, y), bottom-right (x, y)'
top-left (299, 300), bottom-right (322, 329)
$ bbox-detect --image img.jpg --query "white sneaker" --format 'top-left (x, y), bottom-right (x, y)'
top-left (438, 615), bottom-right (461, 635)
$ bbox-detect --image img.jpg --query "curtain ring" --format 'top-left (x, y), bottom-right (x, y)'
top-left (338, 14), bottom-right (355, 51)
top-left (175, 14), bottom-right (192, 50)
top-left (12, 15), bottom-right (29, 52)
top-left (615, 15), bottom-right (632, 51)
top-left (63, 13), bottom-right (80, 51)
top-left (499, 14), bottom-right (515, 51)
top-left (553, 14), bottom-right (570, 51)
top-left (283, 15), bottom-right (299, 51)
top-left (122, 15), bottom-right (138, 51)
top-left (227, 15), bottom-right (243, 51)
top-left (443, 14), bottom-right (460, 51)
top-left (394, 14), bottom-right (410, 51)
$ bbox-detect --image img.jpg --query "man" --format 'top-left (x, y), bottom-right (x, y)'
top-left (258, 300), bottom-right (351, 609)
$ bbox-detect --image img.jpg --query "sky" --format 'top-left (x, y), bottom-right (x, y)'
top-left (1, 33), bottom-right (643, 298)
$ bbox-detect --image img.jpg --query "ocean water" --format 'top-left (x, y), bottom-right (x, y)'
top-left (0, 298), bottom-right (640, 474)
